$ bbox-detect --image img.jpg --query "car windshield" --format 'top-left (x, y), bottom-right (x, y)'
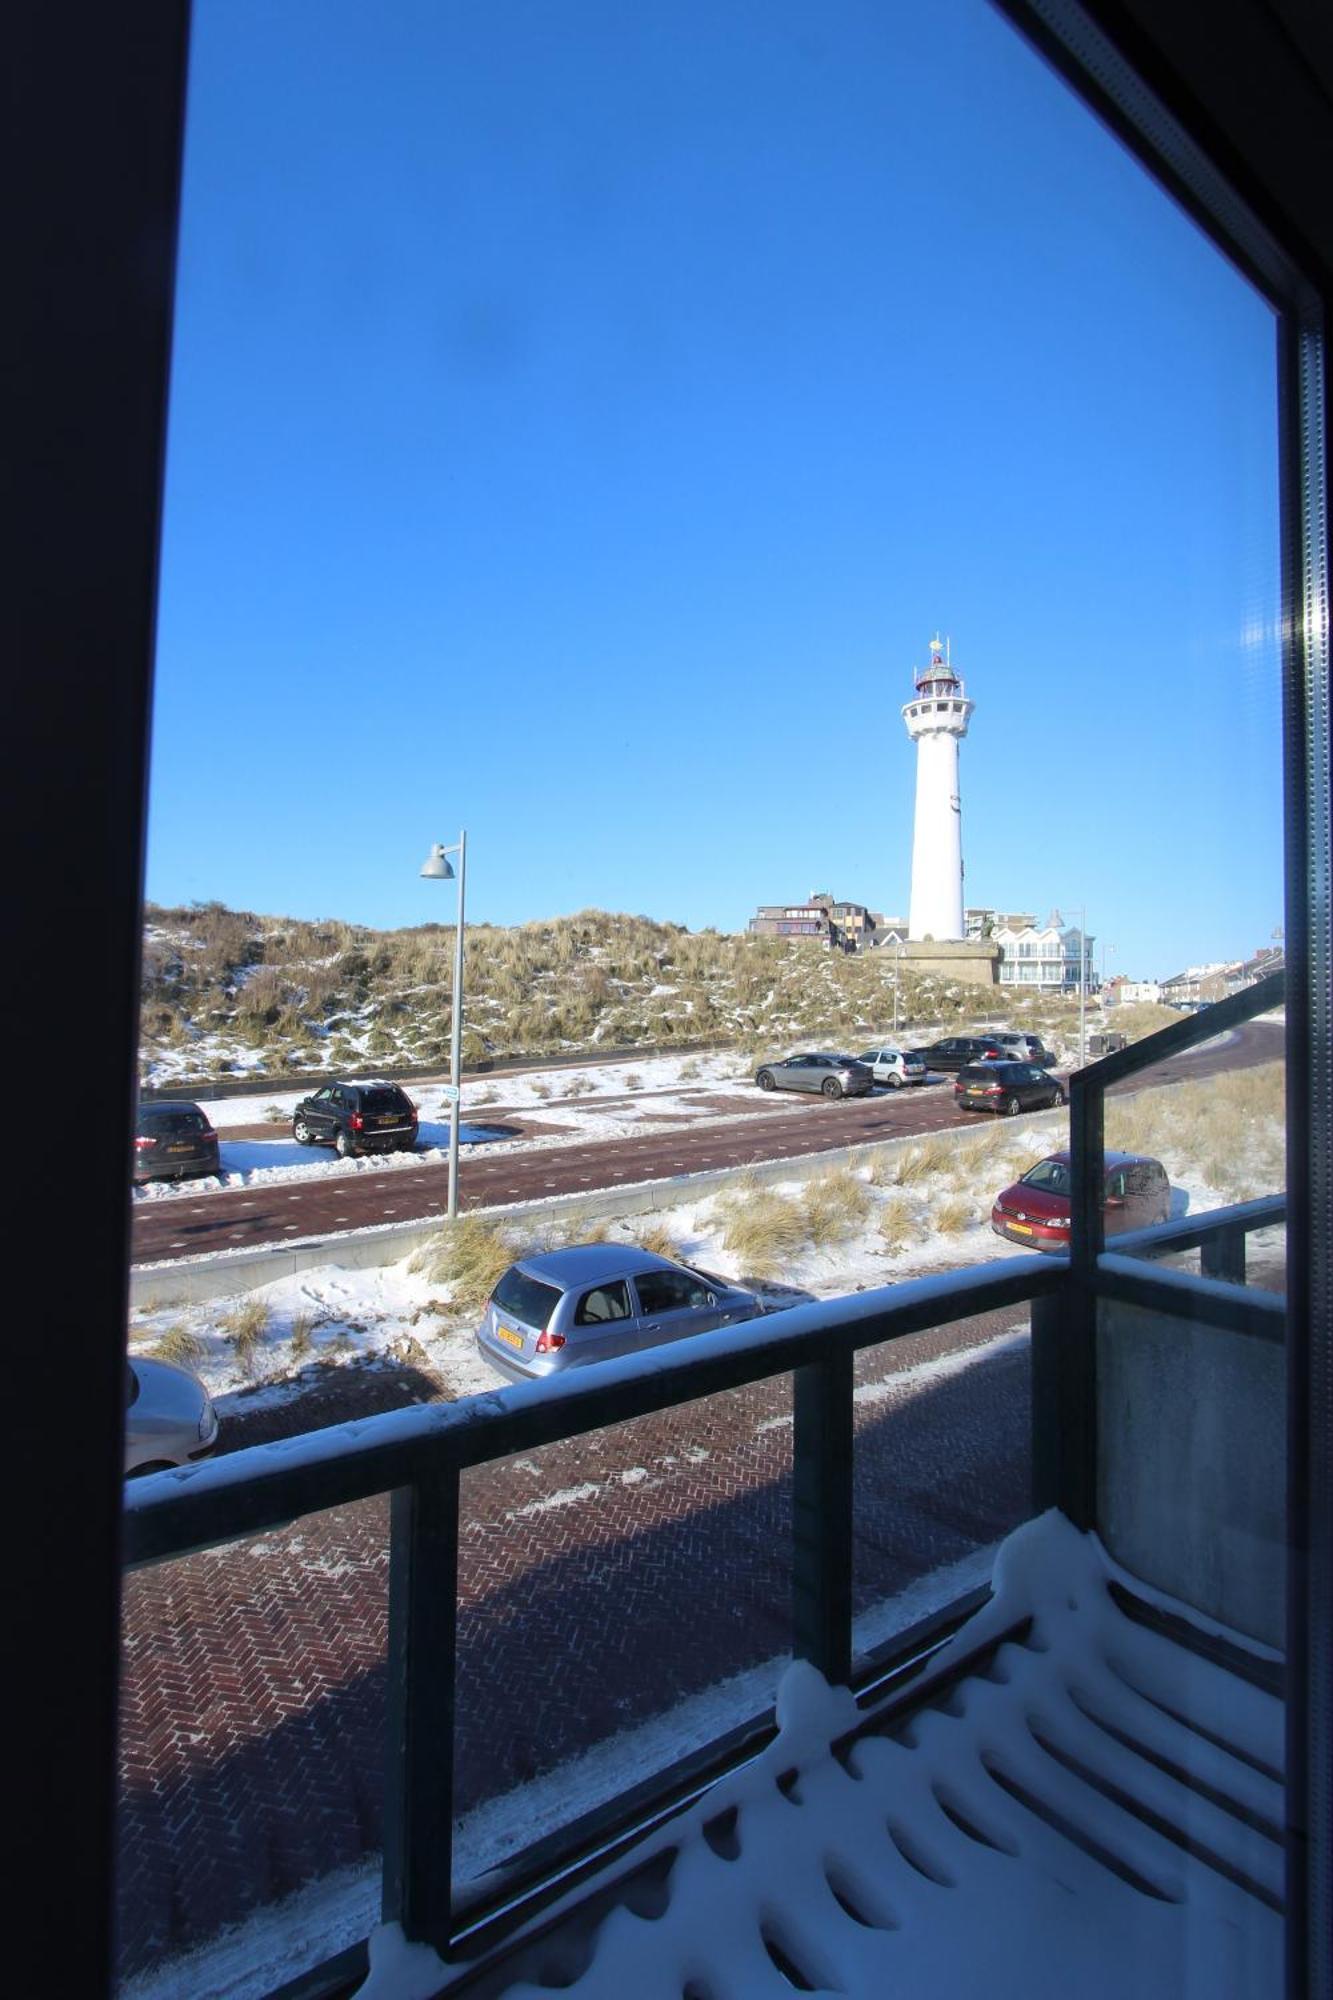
top-left (140, 1108), bottom-right (209, 1135)
top-left (492, 1268), bottom-right (562, 1329)
top-left (1021, 1159), bottom-right (1071, 1195)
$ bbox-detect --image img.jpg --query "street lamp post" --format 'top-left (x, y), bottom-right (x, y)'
top-left (420, 832), bottom-right (468, 1219)
top-left (1077, 904), bottom-right (1087, 1067)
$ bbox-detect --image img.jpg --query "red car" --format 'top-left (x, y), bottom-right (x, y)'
top-left (991, 1149), bottom-right (1171, 1250)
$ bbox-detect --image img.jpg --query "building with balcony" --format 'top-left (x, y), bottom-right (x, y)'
top-left (748, 894), bottom-right (906, 952)
top-left (993, 913), bottom-right (1096, 992)
top-left (14, 5), bottom-right (1331, 1999)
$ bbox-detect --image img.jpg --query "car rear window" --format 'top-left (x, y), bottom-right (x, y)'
top-left (358, 1087), bottom-right (411, 1115)
top-left (140, 1108), bottom-right (210, 1136)
top-left (493, 1268), bottom-right (562, 1329)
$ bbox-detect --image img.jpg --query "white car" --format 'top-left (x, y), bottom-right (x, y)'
top-left (857, 1046), bottom-right (929, 1088)
top-left (125, 1358), bottom-right (219, 1476)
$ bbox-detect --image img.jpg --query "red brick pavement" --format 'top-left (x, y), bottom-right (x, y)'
top-left (116, 1309), bottom-right (1031, 1981)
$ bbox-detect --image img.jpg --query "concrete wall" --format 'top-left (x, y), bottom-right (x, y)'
top-left (900, 940), bottom-right (1000, 987)
top-left (1097, 1299), bottom-right (1286, 1647)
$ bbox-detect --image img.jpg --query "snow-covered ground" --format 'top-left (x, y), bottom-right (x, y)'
top-left (126, 1120), bottom-right (1269, 1409)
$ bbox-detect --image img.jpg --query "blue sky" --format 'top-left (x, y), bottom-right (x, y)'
top-left (148, 0), bottom-right (1283, 979)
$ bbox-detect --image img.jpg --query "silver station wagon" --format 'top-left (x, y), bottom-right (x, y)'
top-left (476, 1244), bottom-right (763, 1384)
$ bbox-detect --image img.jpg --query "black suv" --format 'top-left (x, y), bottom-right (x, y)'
top-left (909, 1035), bottom-right (1008, 1073)
top-left (292, 1081), bottom-right (419, 1158)
top-left (134, 1100), bottom-right (221, 1183)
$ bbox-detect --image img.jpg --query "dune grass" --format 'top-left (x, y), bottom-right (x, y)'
top-left (800, 1167), bottom-right (873, 1247)
top-left (877, 1193), bottom-right (917, 1254)
top-left (934, 1194), bottom-right (976, 1236)
top-left (712, 1177), bottom-right (808, 1278)
top-left (410, 1214), bottom-right (515, 1311)
top-left (628, 1217), bottom-right (687, 1262)
top-left (218, 1297), bottom-right (270, 1370)
top-left (150, 1323), bottom-right (205, 1367)
top-left (1106, 1061), bottom-right (1284, 1201)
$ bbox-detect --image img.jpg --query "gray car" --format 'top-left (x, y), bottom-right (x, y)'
top-left (754, 1052), bottom-right (874, 1098)
top-left (476, 1244), bottom-right (763, 1384)
top-left (125, 1357), bottom-right (219, 1476)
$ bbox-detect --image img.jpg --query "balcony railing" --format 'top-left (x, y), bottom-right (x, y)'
top-left (121, 970), bottom-right (1285, 1993)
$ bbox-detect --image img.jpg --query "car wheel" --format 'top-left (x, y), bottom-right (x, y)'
top-left (757, 1070), bottom-right (775, 1091)
top-left (886, 1074), bottom-right (902, 1089)
top-left (1005, 1095), bottom-right (1022, 1117)
top-left (822, 1077), bottom-right (842, 1099)
top-left (293, 1115), bottom-right (312, 1145)
top-left (336, 1129), bottom-right (356, 1159)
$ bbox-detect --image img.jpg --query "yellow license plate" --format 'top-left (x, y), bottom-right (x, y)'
top-left (495, 1325), bottom-right (524, 1351)
top-left (1008, 1221), bottom-right (1032, 1235)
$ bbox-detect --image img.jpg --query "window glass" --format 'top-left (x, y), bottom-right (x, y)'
top-left (574, 1281), bottom-right (632, 1326)
top-left (360, 1087), bottom-right (409, 1115)
top-left (140, 1108), bottom-right (209, 1136)
top-left (635, 1270), bottom-right (703, 1316)
top-left (492, 1268), bottom-right (561, 1328)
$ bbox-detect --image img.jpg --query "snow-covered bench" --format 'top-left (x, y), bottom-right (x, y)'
top-left (358, 1512), bottom-right (1284, 1999)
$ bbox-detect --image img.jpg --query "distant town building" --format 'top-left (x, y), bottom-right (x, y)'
top-left (748, 892), bottom-right (895, 952)
top-left (1109, 978), bottom-right (1163, 1005)
top-left (992, 911), bottom-right (1096, 993)
top-left (1160, 946), bottom-right (1283, 1008)
top-left (965, 907), bottom-right (1036, 940)
top-left (1159, 963), bottom-right (1233, 1008)
top-left (1229, 944), bottom-right (1284, 993)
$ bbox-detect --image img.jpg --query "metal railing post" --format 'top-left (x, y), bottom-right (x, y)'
top-left (1065, 1066), bottom-right (1105, 1530)
top-left (792, 1349), bottom-right (854, 1684)
top-left (1201, 1225), bottom-right (1247, 1285)
top-left (383, 1469), bottom-right (460, 1954)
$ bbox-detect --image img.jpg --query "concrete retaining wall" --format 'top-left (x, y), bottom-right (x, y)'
top-left (130, 1104), bottom-right (1069, 1310)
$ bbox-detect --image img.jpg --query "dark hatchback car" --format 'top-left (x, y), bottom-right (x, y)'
top-left (292, 1080), bottom-right (419, 1158)
top-left (133, 1100), bottom-right (220, 1183)
top-left (754, 1052), bottom-right (874, 1099)
top-left (910, 1035), bottom-right (1009, 1073)
top-left (955, 1060), bottom-right (1066, 1117)
top-left (991, 1149), bottom-right (1172, 1250)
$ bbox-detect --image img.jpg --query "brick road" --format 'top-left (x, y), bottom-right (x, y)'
top-left (116, 1308), bottom-right (1030, 1980)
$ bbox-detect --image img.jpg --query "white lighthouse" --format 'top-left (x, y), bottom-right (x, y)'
top-left (903, 633), bottom-right (973, 941)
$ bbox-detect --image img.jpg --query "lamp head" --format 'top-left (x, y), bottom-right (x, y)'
top-left (420, 843), bottom-right (455, 881)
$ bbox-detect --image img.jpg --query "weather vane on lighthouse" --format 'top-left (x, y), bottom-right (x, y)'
top-left (903, 632), bottom-right (974, 940)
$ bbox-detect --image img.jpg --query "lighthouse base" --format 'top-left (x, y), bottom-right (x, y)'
top-left (898, 939), bottom-right (999, 987)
